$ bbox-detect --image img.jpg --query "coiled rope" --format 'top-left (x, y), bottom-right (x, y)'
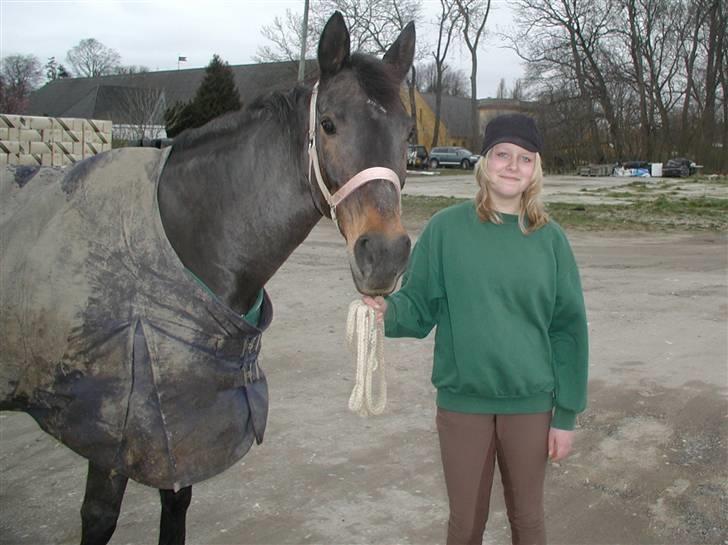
top-left (346, 300), bottom-right (387, 416)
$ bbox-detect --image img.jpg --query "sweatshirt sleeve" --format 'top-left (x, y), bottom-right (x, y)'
top-left (549, 230), bottom-right (589, 430)
top-left (384, 222), bottom-right (444, 339)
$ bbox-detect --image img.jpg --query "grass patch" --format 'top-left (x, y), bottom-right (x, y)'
top-left (402, 195), bottom-right (467, 223)
top-left (603, 191), bottom-right (635, 198)
top-left (402, 194), bottom-right (728, 231)
top-left (624, 181), bottom-right (652, 191)
top-left (547, 196), bottom-right (728, 231)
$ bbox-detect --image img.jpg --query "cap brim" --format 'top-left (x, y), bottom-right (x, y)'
top-left (482, 136), bottom-right (540, 154)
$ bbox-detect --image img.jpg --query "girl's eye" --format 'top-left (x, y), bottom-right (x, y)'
top-left (497, 152), bottom-right (509, 159)
top-left (321, 118), bottom-right (336, 135)
top-left (521, 156), bottom-right (532, 163)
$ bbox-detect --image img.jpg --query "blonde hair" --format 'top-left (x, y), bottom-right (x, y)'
top-left (474, 149), bottom-right (549, 234)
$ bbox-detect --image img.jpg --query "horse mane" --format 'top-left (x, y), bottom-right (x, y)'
top-left (171, 85), bottom-right (309, 154)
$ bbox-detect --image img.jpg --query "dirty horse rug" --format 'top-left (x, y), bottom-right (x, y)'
top-left (0, 148), bottom-right (272, 490)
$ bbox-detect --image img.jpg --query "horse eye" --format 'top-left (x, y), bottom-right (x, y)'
top-left (321, 118), bottom-right (336, 135)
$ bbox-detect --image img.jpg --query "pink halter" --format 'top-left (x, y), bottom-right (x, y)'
top-left (307, 81), bottom-right (401, 226)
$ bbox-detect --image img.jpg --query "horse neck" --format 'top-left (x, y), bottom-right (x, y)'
top-left (158, 90), bottom-right (322, 315)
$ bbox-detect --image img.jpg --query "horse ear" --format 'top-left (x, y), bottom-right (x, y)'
top-left (383, 21), bottom-right (416, 82)
top-left (318, 11), bottom-right (351, 79)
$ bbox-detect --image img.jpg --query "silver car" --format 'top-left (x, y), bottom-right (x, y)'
top-left (429, 146), bottom-right (480, 169)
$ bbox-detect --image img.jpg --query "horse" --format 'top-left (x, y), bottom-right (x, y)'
top-left (0, 12), bottom-right (415, 545)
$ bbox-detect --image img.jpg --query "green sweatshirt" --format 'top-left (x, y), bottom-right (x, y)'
top-left (384, 201), bottom-right (588, 430)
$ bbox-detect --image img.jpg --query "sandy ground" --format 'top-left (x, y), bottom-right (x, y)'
top-left (1, 174), bottom-right (726, 545)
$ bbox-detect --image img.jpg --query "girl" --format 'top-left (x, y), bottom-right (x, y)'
top-left (364, 114), bottom-right (588, 545)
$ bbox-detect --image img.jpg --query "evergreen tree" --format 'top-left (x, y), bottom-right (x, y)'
top-left (164, 54), bottom-right (242, 138)
top-left (194, 54), bottom-right (242, 124)
top-left (45, 57), bottom-right (71, 82)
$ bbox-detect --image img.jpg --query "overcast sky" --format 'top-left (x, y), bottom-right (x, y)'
top-left (1, 0), bottom-right (523, 99)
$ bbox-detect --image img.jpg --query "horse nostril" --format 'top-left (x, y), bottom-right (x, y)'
top-left (354, 235), bottom-right (375, 272)
top-left (401, 235), bottom-right (412, 255)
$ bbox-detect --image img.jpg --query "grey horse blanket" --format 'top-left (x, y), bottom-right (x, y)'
top-left (0, 148), bottom-right (272, 490)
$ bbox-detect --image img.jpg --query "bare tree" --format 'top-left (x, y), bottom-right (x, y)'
top-left (698, 0), bottom-right (726, 165)
top-left (618, 0), bottom-right (683, 159)
top-left (430, 0), bottom-right (462, 148)
top-left (310, 0), bottom-right (389, 53)
top-left (417, 61), bottom-right (469, 95)
top-left (622, 0), bottom-right (652, 159)
top-left (455, 0), bottom-right (491, 151)
top-left (115, 87), bottom-right (167, 141)
top-left (66, 38), bottom-right (121, 77)
top-left (677, 0), bottom-right (709, 154)
top-left (486, 0), bottom-right (724, 170)
top-left (347, 0), bottom-right (424, 144)
top-left (257, 0), bottom-right (421, 61)
top-left (508, 0), bottom-right (622, 162)
top-left (0, 54), bottom-right (43, 113)
top-left (511, 79), bottom-right (524, 100)
top-left (256, 1), bottom-right (427, 143)
top-left (719, 6), bottom-right (728, 171)
top-left (255, 9), bottom-right (317, 62)
top-left (496, 77), bottom-right (507, 98)
top-left (113, 65), bottom-right (151, 75)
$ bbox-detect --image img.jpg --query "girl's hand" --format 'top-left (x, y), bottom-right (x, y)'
top-left (362, 295), bottom-right (387, 322)
top-left (548, 428), bottom-right (574, 462)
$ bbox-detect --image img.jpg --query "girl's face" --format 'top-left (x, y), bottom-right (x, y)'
top-left (485, 142), bottom-right (537, 213)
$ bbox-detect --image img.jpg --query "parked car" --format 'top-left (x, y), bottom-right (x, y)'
top-left (662, 157), bottom-right (697, 177)
top-left (407, 144), bottom-right (429, 169)
top-left (429, 146), bottom-right (480, 169)
top-left (622, 160), bottom-right (650, 170)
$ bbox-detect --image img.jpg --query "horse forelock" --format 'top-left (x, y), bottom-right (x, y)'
top-left (348, 53), bottom-right (402, 110)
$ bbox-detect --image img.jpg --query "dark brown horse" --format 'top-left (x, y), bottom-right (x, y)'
top-left (0, 12), bottom-right (414, 545)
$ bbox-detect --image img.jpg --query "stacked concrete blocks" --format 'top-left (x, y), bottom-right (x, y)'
top-left (0, 115), bottom-right (113, 167)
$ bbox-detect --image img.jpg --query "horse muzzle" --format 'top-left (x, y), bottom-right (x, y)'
top-left (350, 231), bottom-right (411, 295)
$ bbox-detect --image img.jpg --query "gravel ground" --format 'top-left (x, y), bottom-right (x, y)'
top-left (1, 172), bottom-right (726, 545)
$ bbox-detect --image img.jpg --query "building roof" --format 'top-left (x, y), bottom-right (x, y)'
top-left (58, 85), bottom-right (165, 122)
top-left (28, 60), bottom-right (319, 123)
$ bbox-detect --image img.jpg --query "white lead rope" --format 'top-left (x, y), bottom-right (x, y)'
top-left (346, 300), bottom-right (387, 416)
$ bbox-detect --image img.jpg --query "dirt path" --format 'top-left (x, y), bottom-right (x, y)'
top-left (1, 217), bottom-right (726, 544)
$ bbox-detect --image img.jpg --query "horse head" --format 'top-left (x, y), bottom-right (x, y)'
top-left (309, 12), bottom-right (415, 296)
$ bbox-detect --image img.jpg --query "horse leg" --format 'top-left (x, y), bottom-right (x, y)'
top-left (158, 485), bottom-right (192, 545)
top-left (80, 462), bottom-right (128, 545)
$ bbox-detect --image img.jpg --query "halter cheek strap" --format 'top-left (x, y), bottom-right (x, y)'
top-left (307, 81), bottom-right (401, 227)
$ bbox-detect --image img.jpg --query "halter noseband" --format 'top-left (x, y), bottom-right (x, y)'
top-left (307, 81), bottom-right (401, 227)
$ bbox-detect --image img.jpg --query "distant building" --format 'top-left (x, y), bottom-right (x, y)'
top-left (420, 93), bottom-right (538, 152)
top-left (402, 89), bottom-right (448, 154)
top-left (28, 60), bottom-right (318, 141)
top-left (477, 97), bottom-right (539, 132)
top-left (30, 61), bottom-right (536, 153)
